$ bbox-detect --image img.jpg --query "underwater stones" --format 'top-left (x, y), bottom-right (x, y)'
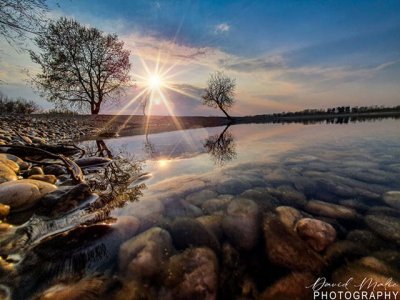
top-left (305, 200), bottom-right (357, 219)
top-left (383, 191), bottom-right (400, 209)
top-left (119, 227), bottom-right (173, 279)
top-left (331, 259), bottom-right (400, 296)
top-left (201, 196), bottom-right (232, 215)
top-left (276, 206), bottom-right (303, 231)
top-left (346, 229), bottom-right (395, 252)
top-left (259, 272), bottom-right (316, 300)
top-left (295, 218), bottom-right (336, 252)
top-left (34, 277), bottom-right (109, 300)
top-left (0, 164), bottom-right (17, 184)
top-left (324, 240), bottom-right (367, 266)
top-left (266, 187), bottom-right (307, 208)
top-left (163, 247), bottom-right (218, 300)
top-left (164, 198), bottom-right (202, 219)
top-left (196, 215), bottom-right (224, 240)
top-left (365, 214), bottom-right (400, 244)
top-left (216, 178), bottom-right (251, 195)
top-left (263, 217), bottom-right (325, 272)
top-left (222, 198), bottom-right (261, 250)
top-left (168, 218), bottom-right (220, 252)
top-left (43, 164), bottom-right (67, 176)
top-left (0, 179), bottom-right (57, 211)
top-left (240, 188), bottom-right (278, 211)
top-left (185, 189), bottom-right (217, 206)
top-left (129, 199), bottom-right (164, 231)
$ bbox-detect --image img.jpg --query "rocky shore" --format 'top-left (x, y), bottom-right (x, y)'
top-left (0, 114), bottom-right (100, 145)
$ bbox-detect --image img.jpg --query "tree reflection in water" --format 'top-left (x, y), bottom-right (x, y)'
top-left (83, 140), bottom-right (146, 221)
top-left (204, 125), bottom-right (237, 166)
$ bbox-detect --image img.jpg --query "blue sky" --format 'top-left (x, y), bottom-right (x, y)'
top-left (0, 0), bottom-right (399, 115)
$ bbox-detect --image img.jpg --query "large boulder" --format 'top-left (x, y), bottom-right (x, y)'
top-left (222, 198), bottom-right (261, 250)
top-left (295, 218), bottom-right (337, 252)
top-left (0, 179), bottom-right (57, 211)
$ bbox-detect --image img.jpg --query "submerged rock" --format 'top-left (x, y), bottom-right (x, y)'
top-left (128, 198), bottom-right (164, 231)
top-left (222, 198), bottom-right (261, 250)
top-left (185, 189), bottom-right (217, 206)
top-left (383, 191), bottom-right (400, 209)
top-left (263, 216), bottom-right (325, 272)
top-left (168, 218), bottom-right (220, 252)
top-left (33, 276), bottom-right (110, 300)
top-left (276, 206), bottom-right (303, 231)
top-left (305, 200), bottom-right (357, 219)
top-left (163, 247), bottom-right (218, 300)
top-left (119, 227), bottom-right (173, 279)
top-left (259, 272), bottom-right (316, 300)
top-left (295, 218), bottom-right (336, 252)
top-left (0, 179), bottom-right (57, 211)
top-left (196, 215), bottom-right (224, 240)
top-left (365, 214), bottom-right (400, 244)
top-left (201, 196), bottom-right (232, 215)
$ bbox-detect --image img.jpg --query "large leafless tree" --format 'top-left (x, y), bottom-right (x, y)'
top-left (202, 71), bottom-right (236, 120)
top-left (30, 17), bottom-right (132, 114)
top-left (0, 0), bottom-right (47, 47)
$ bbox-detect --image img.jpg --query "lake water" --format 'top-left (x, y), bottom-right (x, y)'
top-left (2, 118), bottom-right (400, 299)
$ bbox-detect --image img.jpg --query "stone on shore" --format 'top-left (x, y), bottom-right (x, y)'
top-left (0, 179), bottom-right (57, 211)
top-left (0, 164), bottom-right (17, 184)
top-left (28, 174), bottom-right (57, 184)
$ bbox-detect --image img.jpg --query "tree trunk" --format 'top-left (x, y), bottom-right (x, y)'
top-left (91, 101), bottom-right (101, 114)
top-left (219, 105), bottom-right (232, 120)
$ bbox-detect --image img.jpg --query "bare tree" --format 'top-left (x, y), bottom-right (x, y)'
top-left (202, 71), bottom-right (236, 120)
top-left (0, 0), bottom-right (47, 47)
top-left (30, 17), bottom-right (132, 114)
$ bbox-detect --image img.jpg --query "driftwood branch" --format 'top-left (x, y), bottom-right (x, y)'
top-left (0, 144), bottom-right (84, 183)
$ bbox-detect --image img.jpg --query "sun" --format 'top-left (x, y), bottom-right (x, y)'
top-left (148, 74), bottom-right (163, 90)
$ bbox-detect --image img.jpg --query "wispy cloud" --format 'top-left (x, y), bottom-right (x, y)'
top-left (214, 22), bottom-right (230, 34)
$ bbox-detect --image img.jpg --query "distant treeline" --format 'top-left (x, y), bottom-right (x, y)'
top-left (272, 105), bottom-right (400, 118)
top-left (0, 92), bottom-right (40, 114)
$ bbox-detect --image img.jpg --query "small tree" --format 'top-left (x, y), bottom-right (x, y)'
top-left (30, 17), bottom-right (132, 114)
top-left (202, 71), bottom-right (236, 120)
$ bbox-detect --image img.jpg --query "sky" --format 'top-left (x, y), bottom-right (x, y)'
top-left (0, 0), bottom-right (399, 116)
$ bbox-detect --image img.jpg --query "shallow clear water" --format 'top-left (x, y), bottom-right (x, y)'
top-left (3, 118), bottom-right (400, 299)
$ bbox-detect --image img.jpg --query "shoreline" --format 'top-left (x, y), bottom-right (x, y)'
top-left (1, 111), bottom-right (399, 145)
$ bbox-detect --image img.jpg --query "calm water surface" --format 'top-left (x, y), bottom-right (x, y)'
top-left (3, 119), bottom-right (400, 299)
